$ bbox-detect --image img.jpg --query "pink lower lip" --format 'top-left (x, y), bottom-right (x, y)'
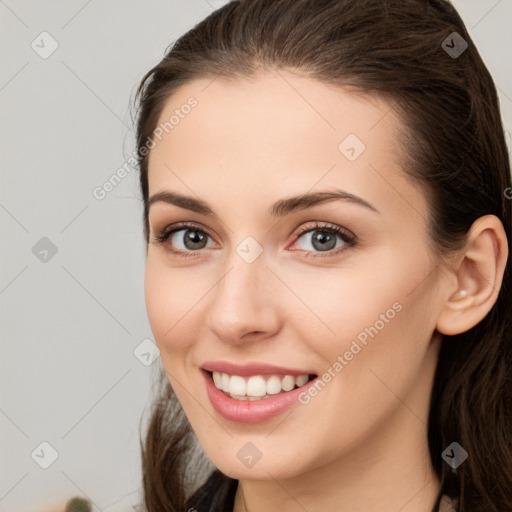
top-left (201, 369), bottom-right (318, 424)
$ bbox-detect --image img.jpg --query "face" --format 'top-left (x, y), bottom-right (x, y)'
top-left (144, 69), bottom-right (447, 481)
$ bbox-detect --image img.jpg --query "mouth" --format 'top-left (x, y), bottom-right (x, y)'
top-left (203, 369), bottom-right (318, 401)
top-left (201, 368), bottom-right (320, 424)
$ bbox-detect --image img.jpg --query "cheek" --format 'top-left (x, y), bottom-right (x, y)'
top-left (294, 249), bottom-right (436, 405)
top-left (144, 254), bottom-right (201, 356)
top-left (289, 277), bottom-right (437, 472)
top-left (274, 255), bottom-right (414, 357)
top-left (144, 257), bottom-right (204, 405)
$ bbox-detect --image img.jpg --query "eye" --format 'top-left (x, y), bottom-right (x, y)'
top-left (152, 222), bottom-right (215, 257)
top-left (291, 222), bottom-right (356, 257)
top-left (152, 221), bottom-right (357, 258)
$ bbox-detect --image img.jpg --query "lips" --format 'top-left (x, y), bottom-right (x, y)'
top-left (201, 368), bottom-right (320, 423)
top-left (201, 360), bottom-right (317, 377)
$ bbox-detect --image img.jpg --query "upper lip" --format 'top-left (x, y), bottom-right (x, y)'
top-left (201, 360), bottom-right (317, 377)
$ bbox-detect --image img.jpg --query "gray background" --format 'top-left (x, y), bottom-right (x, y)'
top-left (1, 1), bottom-right (511, 511)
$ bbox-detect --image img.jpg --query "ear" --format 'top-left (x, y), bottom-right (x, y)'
top-left (436, 214), bottom-right (509, 336)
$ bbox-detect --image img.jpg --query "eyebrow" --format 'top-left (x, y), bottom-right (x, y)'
top-left (147, 188), bottom-right (380, 217)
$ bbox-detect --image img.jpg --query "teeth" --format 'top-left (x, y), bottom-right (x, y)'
top-left (246, 375), bottom-right (266, 397)
top-left (211, 371), bottom-right (312, 400)
top-left (212, 371), bottom-right (222, 388)
top-left (221, 373), bottom-right (230, 393)
top-left (281, 375), bottom-right (295, 391)
top-left (229, 375), bottom-right (247, 396)
top-left (295, 374), bottom-right (308, 387)
top-left (266, 375), bottom-right (282, 395)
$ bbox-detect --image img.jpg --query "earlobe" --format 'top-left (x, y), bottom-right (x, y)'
top-left (436, 215), bottom-right (508, 336)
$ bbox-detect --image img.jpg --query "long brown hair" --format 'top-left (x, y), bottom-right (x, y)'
top-left (131, 1), bottom-right (512, 510)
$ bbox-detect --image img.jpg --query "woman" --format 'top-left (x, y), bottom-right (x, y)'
top-left (130, 0), bottom-right (511, 511)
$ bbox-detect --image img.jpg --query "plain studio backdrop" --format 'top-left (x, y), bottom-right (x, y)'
top-left (0, 1), bottom-right (511, 511)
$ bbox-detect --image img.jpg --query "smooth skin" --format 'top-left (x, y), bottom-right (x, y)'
top-left (144, 69), bottom-right (508, 512)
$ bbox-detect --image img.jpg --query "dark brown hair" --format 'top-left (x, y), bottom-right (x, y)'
top-left (131, 1), bottom-right (512, 511)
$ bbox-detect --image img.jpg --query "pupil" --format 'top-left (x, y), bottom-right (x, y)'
top-left (313, 231), bottom-right (335, 251)
top-left (185, 230), bottom-right (206, 249)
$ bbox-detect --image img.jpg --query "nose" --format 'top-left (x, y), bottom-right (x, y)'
top-left (207, 250), bottom-right (281, 344)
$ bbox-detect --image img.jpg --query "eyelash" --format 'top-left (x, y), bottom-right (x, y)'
top-left (152, 221), bottom-right (357, 259)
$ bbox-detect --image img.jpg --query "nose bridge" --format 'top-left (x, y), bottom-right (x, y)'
top-left (214, 246), bottom-right (266, 315)
top-left (216, 233), bottom-right (268, 301)
top-left (207, 240), bottom-right (279, 340)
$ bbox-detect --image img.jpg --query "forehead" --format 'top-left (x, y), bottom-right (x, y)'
top-left (150, 70), bottom-right (399, 166)
top-left (146, 69), bottom-right (426, 222)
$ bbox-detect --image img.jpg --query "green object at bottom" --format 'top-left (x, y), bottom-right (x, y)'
top-left (64, 497), bottom-right (93, 512)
